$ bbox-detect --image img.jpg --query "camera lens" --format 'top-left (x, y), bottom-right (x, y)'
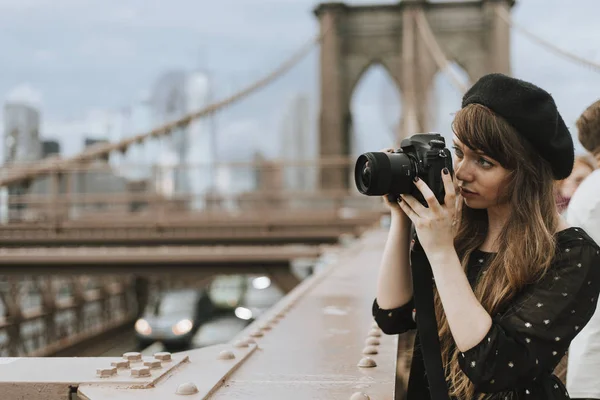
top-left (361, 162), bottom-right (371, 186)
top-left (354, 151), bottom-right (413, 196)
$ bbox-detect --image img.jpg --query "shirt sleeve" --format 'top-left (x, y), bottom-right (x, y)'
top-left (566, 177), bottom-right (600, 243)
top-left (372, 297), bottom-right (417, 335)
top-left (458, 237), bottom-right (600, 393)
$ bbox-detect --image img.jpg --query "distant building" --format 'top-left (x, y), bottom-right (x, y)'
top-left (41, 140), bottom-right (60, 158)
top-left (280, 94), bottom-right (316, 191)
top-left (2, 102), bottom-right (43, 222)
top-left (150, 69), bottom-right (213, 209)
top-left (3, 102), bottom-right (42, 165)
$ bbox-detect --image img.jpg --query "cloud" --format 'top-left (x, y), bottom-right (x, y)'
top-left (78, 35), bottom-right (137, 61)
top-left (1, 0), bottom-right (600, 165)
top-left (5, 83), bottom-right (43, 107)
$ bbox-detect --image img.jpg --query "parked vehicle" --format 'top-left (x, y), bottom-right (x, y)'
top-left (134, 288), bottom-right (214, 349)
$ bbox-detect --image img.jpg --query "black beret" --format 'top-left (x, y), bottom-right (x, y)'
top-left (462, 73), bottom-right (574, 180)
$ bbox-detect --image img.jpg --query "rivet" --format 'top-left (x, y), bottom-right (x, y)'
top-left (131, 366), bottom-right (151, 377)
top-left (123, 352), bottom-right (142, 362)
top-left (176, 382), bottom-right (199, 395)
top-left (357, 357), bottom-right (377, 368)
top-left (362, 346), bottom-right (379, 355)
top-left (245, 337), bottom-right (257, 345)
top-left (260, 324), bottom-right (272, 331)
top-left (350, 392), bottom-right (371, 400)
top-left (154, 352), bottom-right (172, 361)
top-left (96, 367), bottom-right (117, 378)
top-left (111, 360), bottom-right (130, 369)
top-left (218, 350), bottom-right (235, 360)
top-left (233, 339), bottom-right (249, 348)
top-left (250, 330), bottom-right (264, 338)
top-left (365, 337), bottom-right (380, 346)
top-left (368, 329), bottom-right (382, 337)
top-left (144, 360), bottom-right (162, 369)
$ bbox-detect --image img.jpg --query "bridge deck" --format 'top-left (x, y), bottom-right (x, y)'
top-left (0, 228), bottom-right (408, 399)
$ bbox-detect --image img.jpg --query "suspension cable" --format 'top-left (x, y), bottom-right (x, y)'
top-left (495, 7), bottom-right (600, 73)
top-left (0, 33), bottom-right (323, 187)
top-left (414, 9), bottom-right (469, 94)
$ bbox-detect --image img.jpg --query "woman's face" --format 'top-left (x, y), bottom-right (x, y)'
top-left (559, 162), bottom-right (593, 199)
top-left (452, 136), bottom-right (512, 209)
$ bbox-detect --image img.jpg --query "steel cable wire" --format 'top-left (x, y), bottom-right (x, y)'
top-left (495, 7), bottom-right (600, 73)
top-left (0, 32), bottom-right (325, 187)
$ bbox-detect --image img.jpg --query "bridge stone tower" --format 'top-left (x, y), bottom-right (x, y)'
top-left (314, 0), bottom-right (513, 189)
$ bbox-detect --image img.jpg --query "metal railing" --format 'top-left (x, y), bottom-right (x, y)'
top-left (0, 276), bottom-right (138, 357)
top-left (1, 157), bottom-right (377, 225)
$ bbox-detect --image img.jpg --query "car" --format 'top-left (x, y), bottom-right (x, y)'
top-left (134, 288), bottom-right (215, 350)
top-left (208, 274), bottom-right (284, 324)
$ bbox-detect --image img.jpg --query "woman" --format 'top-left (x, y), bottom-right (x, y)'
top-left (555, 155), bottom-right (595, 214)
top-left (373, 74), bottom-right (600, 400)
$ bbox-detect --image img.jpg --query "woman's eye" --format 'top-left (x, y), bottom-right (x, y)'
top-left (478, 158), bottom-right (493, 168)
top-left (453, 147), bottom-right (463, 158)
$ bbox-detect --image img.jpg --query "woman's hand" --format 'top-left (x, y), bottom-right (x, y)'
top-left (379, 148), bottom-right (404, 214)
top-left (397, 168), bottom-right (457, 255)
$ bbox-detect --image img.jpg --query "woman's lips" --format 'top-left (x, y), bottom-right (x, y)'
top-left (459, 187), bottom-right (479, 197)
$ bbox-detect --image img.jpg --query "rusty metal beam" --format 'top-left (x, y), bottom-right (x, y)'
top-left (0, 229), bottom-right (356, 247)
top-left (0, 246), bottom-right (321, 276)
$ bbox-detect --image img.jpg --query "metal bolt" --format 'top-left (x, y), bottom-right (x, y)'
top-left (176, 382), bottom-right (199, 395)
top-left (233, 339), bottom-right (249, 348)
top-left (368, 328), bottom-right (382, 337)
top-left (123, 352), bottom-right (142, 362)
top-left (357, 357), bottom-right (377, 368)
top-left (245, 337), bottom-right (257, 345)
top-left (154, 352), bottom-right (172, 362)
top-left (350, 392), bottom-right (371, 400)
top-left (362, 346), bottom-right (378, 355)
top-left (365, 337), bottom-right (380, 346)
top-left (260, 324), bottom-right (272, 331)
top-left (250, 330), bottom-right (264, 338)
top-left (144, 360), bottom-right (162, 369)
top-left (111, 360), bottom-right (130, 369)
top-left (131, 366), bottom-right (151, 377)
top-left (96, 367), bottom-right (117, 378)
top-left (218, 350), bottom-right (235, 360)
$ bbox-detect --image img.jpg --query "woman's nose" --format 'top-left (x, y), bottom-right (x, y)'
top-left (454, 160), bottom-right (471, 182)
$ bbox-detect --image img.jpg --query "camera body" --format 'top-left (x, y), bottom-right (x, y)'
top-left (354, 133), bottom-right (454, 206)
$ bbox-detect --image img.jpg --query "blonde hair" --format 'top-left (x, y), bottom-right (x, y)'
top-left (437, 104), bottom-right (558, 399)
top-left (577, 99), bottom-right (600, 155)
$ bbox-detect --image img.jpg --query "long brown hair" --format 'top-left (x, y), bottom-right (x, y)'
top-left (437, 104), bottom-right (559, 399)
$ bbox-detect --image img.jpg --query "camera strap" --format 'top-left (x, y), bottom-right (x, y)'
top-left (410, 236), bottom-right (450, 400)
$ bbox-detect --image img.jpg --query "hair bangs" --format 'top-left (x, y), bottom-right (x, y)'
top-left (452, 104), bottom-right (515, 168)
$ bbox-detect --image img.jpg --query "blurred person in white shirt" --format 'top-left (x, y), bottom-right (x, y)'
top-left (567, 99), bottom-right (600, 400)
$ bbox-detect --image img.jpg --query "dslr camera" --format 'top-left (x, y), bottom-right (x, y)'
top-left (354, 133), bottom-right (454, 206)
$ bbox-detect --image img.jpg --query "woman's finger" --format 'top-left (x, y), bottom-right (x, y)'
top-left (441, 168), bottom-right (456, 207)
top-left (399, 194), bottom-right (425, 217)
top-left (397, 198), bottom-right (419, 222)
top-left (412, 178), bottom-right (443, 212)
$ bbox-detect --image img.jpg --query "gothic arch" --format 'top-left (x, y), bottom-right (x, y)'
top-left (315, 0), bottom-right (513, 189)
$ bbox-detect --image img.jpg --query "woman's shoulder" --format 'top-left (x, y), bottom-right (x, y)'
top-left (555, 226), bottom-right (599, 250)
top-left (551, 226), bottom-right (600, 272)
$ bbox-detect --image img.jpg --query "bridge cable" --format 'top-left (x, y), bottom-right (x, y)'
top-left (495, 7), bottom-right (600, 73)
top-left (0, 32), bottom-right (324, 187)
top-left (414, 9), bottom-right (469, 95)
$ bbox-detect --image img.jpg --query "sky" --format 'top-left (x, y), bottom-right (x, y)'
top-left (1, 0), bottom-right (600, 163)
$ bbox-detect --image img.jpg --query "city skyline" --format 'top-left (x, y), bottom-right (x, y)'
top-left (1, 0), bottom-right (599, 161)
